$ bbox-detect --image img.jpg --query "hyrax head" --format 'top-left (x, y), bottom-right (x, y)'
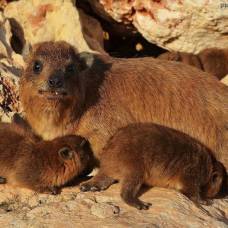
top-left (204, 160), bottom-right (227, 199)
top-left (36, 135), bottom-right (92, 186)
top-left (20, 41), bottom-right (94, 104)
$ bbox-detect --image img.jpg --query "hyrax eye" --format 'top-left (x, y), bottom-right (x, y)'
top-left (212, 172), bottom-right (219, 183)
top-left (33, 60), bottom-right (43, 74)
top-left (65, 64), bottom-right (76, 73)
top-left (58, 147), bottom-right (73, 160)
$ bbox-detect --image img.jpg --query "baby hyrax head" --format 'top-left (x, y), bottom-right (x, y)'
top-left (20, 41), bottom-right (94, 106)
top-left (205, 160), bottom-right (228, 198)
top-left (37, 135), bottom-right (93, 187)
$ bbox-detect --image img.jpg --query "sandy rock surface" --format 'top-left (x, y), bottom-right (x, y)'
top-left (4, 0), bottom-right (105, 53)
top-left (98, 0), bottom-right (228, 53)
top-left (0, 184), bottom-right (227, 228)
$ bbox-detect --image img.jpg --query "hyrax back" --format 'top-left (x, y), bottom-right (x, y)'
top-left (80, 123), bottom-right (227, 210)
top-left (0, 122), bottom-right (93, 193)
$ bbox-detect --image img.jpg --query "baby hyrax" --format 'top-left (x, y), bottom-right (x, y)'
top-left (0, 122), bottom-right (92, 193)
top-left (80, 123), bottom-right (227, 210)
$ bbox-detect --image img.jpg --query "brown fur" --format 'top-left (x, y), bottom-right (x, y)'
top-left (19, 41), bottom-right (228, 168)
top-left (80, 123), bottom-right (227, 209)
top-left (158, 48), bottom-right (228, 80)
top-left (0, 123), bottom-right (92, 193)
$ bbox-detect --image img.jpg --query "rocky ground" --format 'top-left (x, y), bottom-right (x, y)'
top-left (0, 183), bottom-right (227, 228)
top-left (0, 0), bottom-right (227, 227)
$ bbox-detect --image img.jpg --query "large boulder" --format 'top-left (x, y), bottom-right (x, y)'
top-left (4, 0), bottom-right (105, 54)
top-left (97, 0), bottom-right (228, 54)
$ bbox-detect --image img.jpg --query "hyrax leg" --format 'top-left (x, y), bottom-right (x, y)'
top-left (180, 174), bottom-right (210, 205)
top-left (120, 174), bottom-right (151, 210)
top-left (80, 171), bottom-right (116, 192)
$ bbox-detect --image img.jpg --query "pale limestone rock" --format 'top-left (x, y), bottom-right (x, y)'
top-left (90, 202), bottom-right (120, 218)
top-left (4, 0), bottom-right (105, 53)
top-left (99, 0), bottom-right (228, 53)
top-left (0, 184), bottom-right (227, 227)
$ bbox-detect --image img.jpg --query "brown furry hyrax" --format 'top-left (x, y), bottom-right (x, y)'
top-left (80, 124), bottom-right (227, 210)
top-left (0, 122), bottom-right (92, 193)
top-left (20, 41), bottom-right (228, 169)
top-left (158, 48), bottom-right (228, 80)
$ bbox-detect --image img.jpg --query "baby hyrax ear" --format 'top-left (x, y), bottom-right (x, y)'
top-left (77, 52), bottom-right (95, 71)
top-left (58, 147), bottom-right (74, 160)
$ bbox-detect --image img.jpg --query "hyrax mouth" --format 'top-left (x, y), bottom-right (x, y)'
top-left (38, 89), bottom-right (68, 100)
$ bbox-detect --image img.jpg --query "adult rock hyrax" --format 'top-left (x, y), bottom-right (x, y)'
top-left (20, 41), bottom-right (228, 168)
top-left (0, 122), bottom-right (92, 193)
top-left (80, 123), bottom-right (227, 210)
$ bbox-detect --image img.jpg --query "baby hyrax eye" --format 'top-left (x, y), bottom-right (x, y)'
top-left (65, 63), bottom-right (76, 74)
top-left (58, 147), bottom-right (74, 160)
top-left (33, 60), bottom-right (43, 74)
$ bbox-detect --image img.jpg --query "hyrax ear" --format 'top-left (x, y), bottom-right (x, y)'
top-left (77, 52), bottom-right (95, 71)
top-left (58, 147), bottom-right (73, 160)
top-left (22, 42), bottom-right (33, 61)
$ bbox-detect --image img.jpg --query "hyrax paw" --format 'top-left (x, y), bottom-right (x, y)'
top-left (135, 201), bottom-right (151, 210)
top-left (126, 200), bottom-right (151, 210)
top-left (80, 183), bottom-right (101, 192)
top-left (50, 186), bottom-right (60, 195)
top-left (39, 186), bottom-right (60, 195)
top-left (199, 199), bottom-right (213, 206)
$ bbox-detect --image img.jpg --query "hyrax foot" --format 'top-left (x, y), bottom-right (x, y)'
top-left (120, 175), bottom-right (151, 210)
top-left (122, 197), bottom-right (151, 210)
top-left (197, 199), bottom-right (213, 206)
top-left (36, 186), bottom-right (61, 195)
top-left (49, 186), bottom-right (61, 195)
top-left (80, 173), bottom-right (116, 192)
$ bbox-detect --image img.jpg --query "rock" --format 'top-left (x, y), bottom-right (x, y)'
top-left (98, 0), bottom-right (228, 53)
top-left (0, 61), bottom-right (21, 122)
top-left (90, 202), bottom-right (120, 218)
top-left (0, 12), bottom-right (23, 122)
top-left (0, 184), bottom-right (227, 227)
top-left (4, 0), bottom-right (105, 53)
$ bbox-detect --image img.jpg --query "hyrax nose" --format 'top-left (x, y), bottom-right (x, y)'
top-left (48, 74), bottom-right (63, 89)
